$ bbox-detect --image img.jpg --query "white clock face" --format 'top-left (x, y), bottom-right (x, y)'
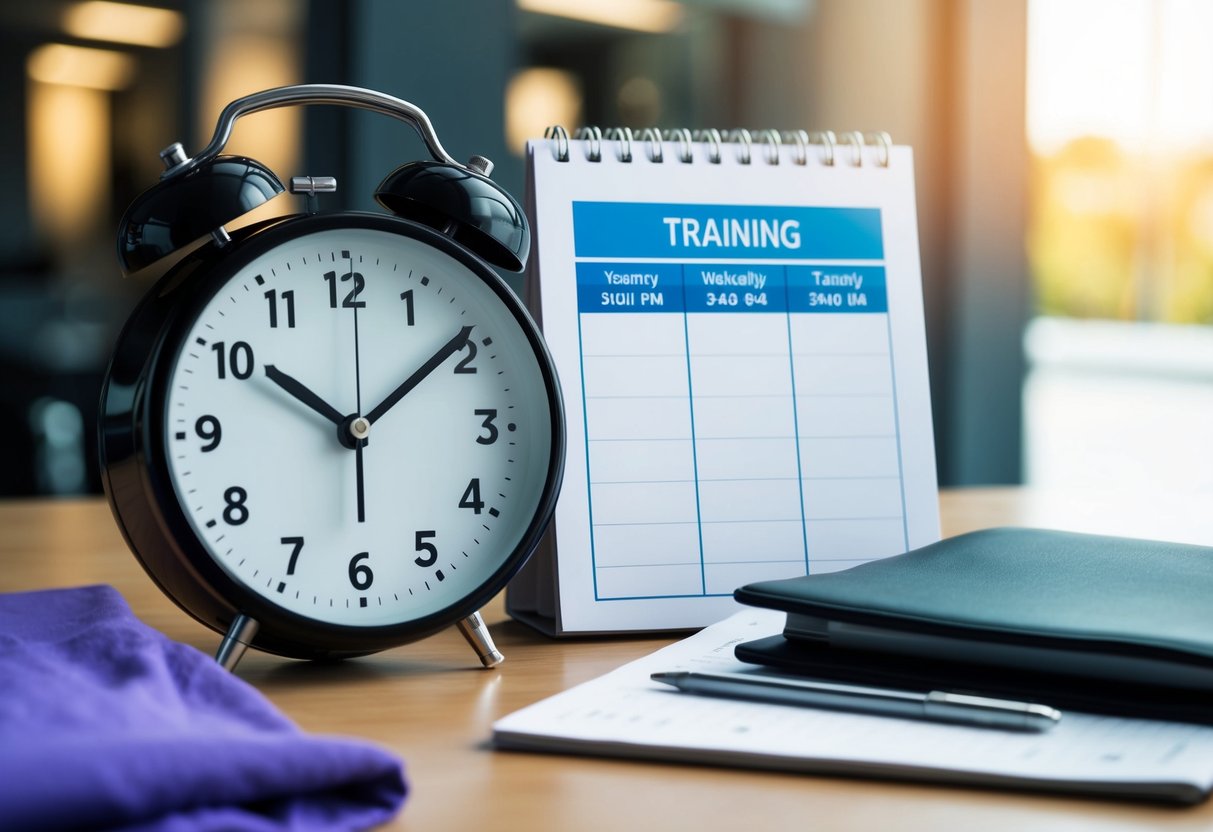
top-left (163, 224), bottom-right (554, 627)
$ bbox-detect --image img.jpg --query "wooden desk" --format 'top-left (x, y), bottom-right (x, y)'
top-left (4, 488), bottom-right (1213, 830)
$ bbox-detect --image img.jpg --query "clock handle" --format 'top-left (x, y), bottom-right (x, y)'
top-left (162, 84), bottom-right (464, 180)
top-left (457, 611), bottom-right (505, 669)
top-left (215, 613), bottom-right (260, 672)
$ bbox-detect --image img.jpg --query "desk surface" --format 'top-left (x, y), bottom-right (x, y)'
top-left (5, 488), bottom-right (1213, 830)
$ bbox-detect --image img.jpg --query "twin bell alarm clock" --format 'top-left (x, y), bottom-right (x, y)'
top-left (99, 84), bottom-right (565, 670)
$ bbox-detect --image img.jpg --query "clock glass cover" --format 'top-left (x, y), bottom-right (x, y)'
top-left (162, 223), bottom-right (554, 628)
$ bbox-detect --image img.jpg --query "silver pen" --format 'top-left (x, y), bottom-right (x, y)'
top-left (651, 671), bottom-right (1061, 732)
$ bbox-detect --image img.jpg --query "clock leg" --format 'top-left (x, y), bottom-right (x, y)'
top-left (215, 613), bottom-right (260, 671)
top-left (456, 610), bottom-right (505, 668)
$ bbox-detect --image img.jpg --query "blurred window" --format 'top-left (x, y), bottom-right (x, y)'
top-left (1027, 0), bottom-right (1213, 323)
top-left (1024, 0), bottom-right (1213, 492)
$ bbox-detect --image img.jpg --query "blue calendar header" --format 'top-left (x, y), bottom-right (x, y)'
top-left (572, 202), bottom-right (884, 260)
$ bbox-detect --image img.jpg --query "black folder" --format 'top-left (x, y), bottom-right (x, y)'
top-left (734, 527), bottom-right (1213, 724)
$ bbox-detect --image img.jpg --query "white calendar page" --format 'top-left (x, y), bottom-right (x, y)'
top-left (518, 137), bottom-right (939, 633)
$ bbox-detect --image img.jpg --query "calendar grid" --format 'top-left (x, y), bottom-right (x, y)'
top-left (576, 249), bottom-right (909, 601)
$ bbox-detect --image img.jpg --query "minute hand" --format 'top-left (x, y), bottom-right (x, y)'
top-left (365, 325), bottom-right (473, 425)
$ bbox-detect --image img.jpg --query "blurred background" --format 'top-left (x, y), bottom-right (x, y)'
top-left (2, 0), bottom-right (1211, 498)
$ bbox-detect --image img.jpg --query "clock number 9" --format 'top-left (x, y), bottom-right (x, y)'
top-left (349, 551), bottom-right (373, 590)
top-left (195, 415), bottom-right (222, 452)
top-left (212, 341), bottom-right (254, 380)
top-left (414, 530), bottom-right (438, 567)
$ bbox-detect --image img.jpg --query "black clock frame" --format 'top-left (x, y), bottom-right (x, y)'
top-left (99, 211), bottom-right (565, 659)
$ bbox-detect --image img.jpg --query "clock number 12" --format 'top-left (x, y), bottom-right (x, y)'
top-left (324, 270), bottom-right (366, 308)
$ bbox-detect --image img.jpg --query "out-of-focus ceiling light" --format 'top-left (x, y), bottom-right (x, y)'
top-left (506, 68), bottom-right (582, 155)
top-left (517, 0), bottom-right (684, 33)
top-left (62, 1), bottom-right (184, 48)
top-left (27, 44), bottom-right (137, 91)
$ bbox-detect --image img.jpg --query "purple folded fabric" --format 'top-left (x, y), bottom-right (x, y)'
top-left (0, 585), bottom-right (406, 831)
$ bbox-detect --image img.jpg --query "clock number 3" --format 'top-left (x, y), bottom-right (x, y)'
top-left (474, 409), bottom-right (498, 444)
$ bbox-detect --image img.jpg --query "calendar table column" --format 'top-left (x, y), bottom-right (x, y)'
top-left (576, 262), bottom-right (704, 599)
top-left (682, 265), bottom-right (807, 594)
top-left (786, 265), bottom-right (908, 572)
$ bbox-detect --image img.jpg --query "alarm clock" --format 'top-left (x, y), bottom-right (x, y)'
top-left (99, 84), bottom-right (564, 671)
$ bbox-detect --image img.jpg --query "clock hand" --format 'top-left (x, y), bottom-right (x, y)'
top-left (365, 325), bottom-right (473, 425)
top-left (264, 364), bottom-right (344, 425)
top-left (351, 269), bottom-right (367, 524)
top-left (355, 438), bottom-right (366, 523)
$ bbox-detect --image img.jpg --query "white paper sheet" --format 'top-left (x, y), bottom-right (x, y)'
top-left (494, 611), bottom-right (1213, 803)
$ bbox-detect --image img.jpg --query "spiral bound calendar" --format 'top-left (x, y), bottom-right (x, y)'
top-left (508, 127), bottom-right (939, 635)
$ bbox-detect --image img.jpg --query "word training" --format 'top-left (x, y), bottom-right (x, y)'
top-left (662, 216), bottom-right (801, 250)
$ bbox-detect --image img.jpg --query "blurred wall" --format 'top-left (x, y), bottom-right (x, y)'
top-left (0, 0), bottom-right (1029, 494)
top-left (717, 0), bottom-right (1029, 484)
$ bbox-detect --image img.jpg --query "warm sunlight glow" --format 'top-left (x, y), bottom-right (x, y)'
top-left (62, 2), bottom-right (184, 48)
top-left (517, 0), bottom-right (684, 33)
top-left (27, 43), bottom-right (135, 91)
top-left (1028, 0), bottom-right (1213, 153)
top-left (505, 68), bottom-right (582, 155)
top-left (28, 81), bottom-right (110, 246)
top-left (1027, 0), bottom-right (1213, 324)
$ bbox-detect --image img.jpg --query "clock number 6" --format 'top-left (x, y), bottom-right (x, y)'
top-left (349, 551), bottom-right (373, 590)
top-left (414, 530), bottom-right (438, 567)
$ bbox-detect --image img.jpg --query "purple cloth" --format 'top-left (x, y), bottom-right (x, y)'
top-left (0, 585), bottom-right (406, 831)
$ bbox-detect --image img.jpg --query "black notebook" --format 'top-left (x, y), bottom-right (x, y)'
top-left (734, 527), bottom-right (1213, 724)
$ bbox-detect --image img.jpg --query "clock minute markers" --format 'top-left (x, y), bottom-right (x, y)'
top-left (365, 325), bottom-right (474, 425)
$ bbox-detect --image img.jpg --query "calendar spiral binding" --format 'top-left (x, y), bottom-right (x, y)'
top-left (541, 125), bottom-right (892, 168)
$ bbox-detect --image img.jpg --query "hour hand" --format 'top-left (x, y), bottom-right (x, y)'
top-left (264, 364), bottom-right (344, 425)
